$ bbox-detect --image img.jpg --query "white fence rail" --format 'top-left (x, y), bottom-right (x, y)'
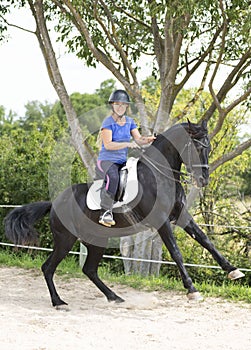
top-left (0, 241), bottom-right (250, 272)
top-left (1, 204), bottom-right (251, 272)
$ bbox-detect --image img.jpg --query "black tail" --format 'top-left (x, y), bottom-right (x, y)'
top-left (4, 201), bottom-right (52, 245)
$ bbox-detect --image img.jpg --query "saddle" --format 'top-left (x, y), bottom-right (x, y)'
top-left (86, 157), bottom-right (139, 210)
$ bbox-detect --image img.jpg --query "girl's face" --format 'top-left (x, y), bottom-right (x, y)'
top-left (112, 102), bottom-right (129, 117)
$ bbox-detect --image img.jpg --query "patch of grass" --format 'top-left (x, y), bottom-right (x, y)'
top-left (0, 249), bottom-right (46, 269)
top-left (0, 249), bottom-right (84, 277)
top-left (99, 266), bottom-right (184, 292)
top-left (98, 267), bottom-right (251, 303)
top-left (199, 280), bottom-right (251, 303)
top-left (0, 249), bottom-right (250, 303)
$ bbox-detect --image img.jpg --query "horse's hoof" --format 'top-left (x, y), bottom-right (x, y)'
top-left (228, 269), bottom-right (245, 280)
top-left (187, 291), bottom-right (203, 301)
top-left (55, 304), bottom-right (70, 311)
top-left (115, 296), bottom-right (125, 303)
top-left (108, 296), bottom-right (125, 303)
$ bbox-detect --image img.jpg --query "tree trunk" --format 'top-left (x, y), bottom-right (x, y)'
top-left (30, 0), bottom-right (95, 177)
top-left (120, 229), bottom-right (162, 276)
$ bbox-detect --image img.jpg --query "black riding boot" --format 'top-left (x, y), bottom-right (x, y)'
top-left (99, 189), bottom-right (116, 227)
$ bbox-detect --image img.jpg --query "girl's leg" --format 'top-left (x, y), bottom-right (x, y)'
top-left (96, 161), bottom-right (121, 226)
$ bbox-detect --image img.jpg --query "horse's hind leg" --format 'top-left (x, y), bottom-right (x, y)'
top-left (42, 229), bottom-right (77, 308)
top-left (82, 243), bottom-right (125, 303)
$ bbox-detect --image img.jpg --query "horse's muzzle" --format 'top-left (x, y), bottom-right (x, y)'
top-left (196, 175), bottom-right (209, 187)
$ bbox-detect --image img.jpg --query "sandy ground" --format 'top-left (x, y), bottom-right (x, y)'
top-left (0, 266), bottom-right (250, 350)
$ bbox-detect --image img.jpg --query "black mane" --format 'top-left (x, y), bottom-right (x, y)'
top-left (151, 121), bottom-right (208, 149)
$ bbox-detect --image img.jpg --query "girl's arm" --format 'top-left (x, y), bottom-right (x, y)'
top-left (131, 128), bottom-right (156, 146)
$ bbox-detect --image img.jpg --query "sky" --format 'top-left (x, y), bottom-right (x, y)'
top-left (0, 8), bottom-right (137, 117)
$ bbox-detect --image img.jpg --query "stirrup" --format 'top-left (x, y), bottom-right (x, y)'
top-left (98, 210), bottom-right (116, 227)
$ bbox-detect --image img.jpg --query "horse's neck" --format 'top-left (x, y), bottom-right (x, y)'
top-left (144, 136), bottom-right (183, 173)
top-left (160, 142), bottom-right (182, 172)
top-left (159, 127), bottom-right (189, 170)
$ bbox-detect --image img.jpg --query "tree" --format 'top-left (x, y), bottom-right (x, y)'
top-left (21, 100), bottom-right (54, 130)
top-left (95, 79), bottom-right (117, 102)
top-left (1, 0), bottom-right (251, 275)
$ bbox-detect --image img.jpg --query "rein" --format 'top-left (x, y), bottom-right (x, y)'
top-left (140, 151), bottom-right (189, 184)
top-left (140, 137), bottom-right (210, 184)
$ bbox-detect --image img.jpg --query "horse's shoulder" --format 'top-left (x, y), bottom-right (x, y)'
top-left (72, 182), bottom-right (89, 189)
top-left (71, 182), bottom-right (89, 195)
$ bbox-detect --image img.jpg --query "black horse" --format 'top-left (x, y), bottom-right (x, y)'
top-left (4, 121), bottom-right (244, 308)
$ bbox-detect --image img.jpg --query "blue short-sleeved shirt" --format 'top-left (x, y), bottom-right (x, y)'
top-left (98, 115), bottom-right (137, 164)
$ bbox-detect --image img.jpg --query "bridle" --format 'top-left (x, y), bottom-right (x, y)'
top-left (140, 136), bottom-right (210, 184)
top-left (181, 137), bottom-right (210, 172)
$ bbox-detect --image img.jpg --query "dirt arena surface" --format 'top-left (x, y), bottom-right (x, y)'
top-left (0, 266), bottom-right (250, 350)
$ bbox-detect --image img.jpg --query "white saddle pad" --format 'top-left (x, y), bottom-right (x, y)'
top-left (86, 157), bottom-right (139, 210)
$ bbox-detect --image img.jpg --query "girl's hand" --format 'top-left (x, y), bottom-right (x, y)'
top-left (140, 136), bottom-right (156, 145)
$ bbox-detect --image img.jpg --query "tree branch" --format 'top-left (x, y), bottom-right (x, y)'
top-left (207, 0), bottom-right (228, 135)
top-left (147, 0), bottom-right (164, 74)
top-left (204, 48), bottom-right (251, 123)
top-left (113, 3), bottom-right (151, 30)
top-left (174, 55), bottom-right (211, 123)
top-left (210, 138), bottom-right (251, 173)
top-left (0, 14), bottom-right (35, 35)
top-left (97, 0), bottom-right (138, 84)
top-left (176, 25), bottom-right (223, 93)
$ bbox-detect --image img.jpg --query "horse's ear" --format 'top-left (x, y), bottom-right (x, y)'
top-left (187, 118), bottom-right (192, 130)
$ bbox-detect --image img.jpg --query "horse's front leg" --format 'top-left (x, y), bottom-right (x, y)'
top-left (181, 213), bottom-right (245, 280)
top-left (157, 220), bottom-right (202, 300)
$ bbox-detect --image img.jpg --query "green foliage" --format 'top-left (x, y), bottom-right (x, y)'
top-left (95, 79), bottom-right (116, 101)
top-left (54, 0), bottom-right (154, 68)
top-left (0, 107), bottom-right (19, 135)
top-left (21, 100), bottom-right (55, 130)
top-left (0, 105), bottom-right (87, 247)
top-left (0, 114), bottom-right (61, 246)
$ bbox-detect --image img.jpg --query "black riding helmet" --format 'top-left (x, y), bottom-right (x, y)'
top-left (108, 89), bottom-right (130, 104)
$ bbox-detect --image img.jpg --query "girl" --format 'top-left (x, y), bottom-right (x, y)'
top-left (96, 89), bottom-right (155, 227)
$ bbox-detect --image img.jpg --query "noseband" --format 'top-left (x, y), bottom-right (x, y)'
top-left (182, 137), bottom-right (210, 172)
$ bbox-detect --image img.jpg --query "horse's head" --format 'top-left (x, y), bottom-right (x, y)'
top-left (143, 120), bottom-right (210, 188)
top-left (182, 120), bottom-right (211, 187)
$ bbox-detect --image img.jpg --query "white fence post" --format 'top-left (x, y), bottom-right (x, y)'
top-left (79, 243), bottom-right (87, 268)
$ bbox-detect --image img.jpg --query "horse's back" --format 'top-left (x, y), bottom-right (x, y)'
top-left (50, 183), bottom-right (145, 245)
